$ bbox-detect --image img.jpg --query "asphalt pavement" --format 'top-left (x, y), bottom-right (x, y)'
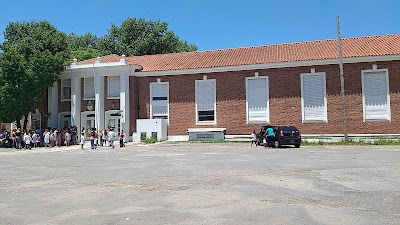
top-left (0, 143), bottom-right (399, 225)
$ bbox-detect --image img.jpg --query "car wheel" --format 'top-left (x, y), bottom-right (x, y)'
top-left (274, 140), bottom-right (280, 148)
top-left (295, 144), bottom-right (300, 148)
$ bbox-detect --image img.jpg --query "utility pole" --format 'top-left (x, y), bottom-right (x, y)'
top-left (336, 16), bottom-right (349, 142)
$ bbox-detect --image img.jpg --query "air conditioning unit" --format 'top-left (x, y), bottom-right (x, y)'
top-left (134, 119), bottom-right (167, 142)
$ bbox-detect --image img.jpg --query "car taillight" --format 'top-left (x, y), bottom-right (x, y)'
top-left (279, 130), bottom-right (284, 137)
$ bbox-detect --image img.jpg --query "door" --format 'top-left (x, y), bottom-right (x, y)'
top-left (108, 115), bottom-right (121, 134)
top-left (62, 115), bottom-right (71, 129)
top-left (85, 114), bottom-right (95, 136)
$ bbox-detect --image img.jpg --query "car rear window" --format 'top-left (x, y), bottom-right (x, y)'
top-left (279, 126), bottom-right (299, 132)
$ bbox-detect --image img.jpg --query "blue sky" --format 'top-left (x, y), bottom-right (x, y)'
top-left (1, 0), bottom-right (399, 51)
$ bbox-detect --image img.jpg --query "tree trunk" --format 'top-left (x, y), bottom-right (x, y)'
top-left (16, 119), bottom-right (21, 129)
top-left (22, 114), bottom-right (29, 132)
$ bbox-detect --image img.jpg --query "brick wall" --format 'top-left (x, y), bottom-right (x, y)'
top-left (133, 60), bottom-right (400, 135)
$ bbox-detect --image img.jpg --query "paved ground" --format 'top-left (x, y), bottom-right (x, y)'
top-left (0, 143), bottom-right (399, 225)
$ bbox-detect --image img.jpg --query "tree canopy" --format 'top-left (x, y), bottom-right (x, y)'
top-left (0, 17), bottom-right (197, 128)
top-left (0, 21), bottom-right (68, 127)
top-left (66, 17), bottom-right (198, 61)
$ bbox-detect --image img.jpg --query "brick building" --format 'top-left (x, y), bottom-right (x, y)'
top-left (44, 34), bottom-right (400, 140)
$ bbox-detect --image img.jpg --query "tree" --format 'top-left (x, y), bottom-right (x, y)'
top-left (97, 17), bottom-right (197, 56)
top-left (67, 32), bottom-right (104, 62)
top-left (0, 20), bottom-right (68, 130)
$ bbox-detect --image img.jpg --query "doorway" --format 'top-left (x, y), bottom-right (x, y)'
top-left (108, 114), bottom-right (121, 134)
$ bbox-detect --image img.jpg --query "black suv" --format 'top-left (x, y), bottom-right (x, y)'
top-left (257, 125), bottom-right (301, 148)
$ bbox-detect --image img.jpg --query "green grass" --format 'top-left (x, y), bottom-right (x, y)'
top-left (301, 138), bottom-right (400, 146)
top-left (166, 138), bottom-right (400, 146)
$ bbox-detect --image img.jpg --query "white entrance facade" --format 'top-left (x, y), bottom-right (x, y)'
top-left (47, 56), bottom-right (141, 140)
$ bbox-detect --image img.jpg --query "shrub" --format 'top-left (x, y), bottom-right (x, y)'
top-left (143, 137), bottom-right (158, 144)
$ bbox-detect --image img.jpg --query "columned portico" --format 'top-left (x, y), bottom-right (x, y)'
top-left (63, 55), bottom-right (141, 138)
top-left (48, 82), bottom-right (58, 128)
top-left (71, 77), bottom-right (81, 130)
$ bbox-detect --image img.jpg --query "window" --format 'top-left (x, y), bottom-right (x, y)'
top-left (63, 115), bottom-right (71, 128)
top-left (196, 79), bottom-right (216, 123)
top-left (246, 77), bottom-right (269, 124)
top-left (61, 79), bottom-right (71, 100)
top-left (30, 114), bottom-right (41, 130)
top-left (108, 76), bottom-right (120, 98)
top-left (150, 82), bottom-right (169, 120)
top-left (361, 68), bottom-right (390, 121)
top-left (301, 72), bottom-right (327, 123)
top-left (84, 77), bottom-right (95, 99)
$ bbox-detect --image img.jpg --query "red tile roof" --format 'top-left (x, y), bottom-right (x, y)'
top-left (77, 34), bottom-right (400, 72)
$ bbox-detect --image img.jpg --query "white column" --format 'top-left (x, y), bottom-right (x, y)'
top-left (94, 74), bottom-right (105, 131)
top-left (71, 77), bottom-right (81, 130)
top-left (48, 82), bottom-right (58, 128)
top-left (120, 73), bottom-right (130, 136)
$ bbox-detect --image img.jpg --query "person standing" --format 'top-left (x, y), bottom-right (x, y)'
top-left (266, 126), bottom-right (275, 148)
top-left (102, 129), bottom-right (107, 147)
top-left (32, 132), bottom-right (37, 148)
top-left (108, 128), bottom-right (116, 149)
top-left (119, 130), bottom-right (125, 148)
top-left (89, 129), bottom-right (96, 149)
top-left (15, 128), bottom-right (22, 149)
top-left (80, 132), bottom-right (85, 149)
top-left (11, 129), bottom-right (16, 149)
top-left (65, 130), bottom-right (71, 146)
top-left (250, 130), bottom-right (258, 147)
top-left (44, 129), bottom-right (51, 148)
top-left (23, 131), bottom-right (32, 150)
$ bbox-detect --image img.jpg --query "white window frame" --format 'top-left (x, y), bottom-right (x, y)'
top-left (361, 68), bottom-right (391, 122)
top-left (60, 79), bottom-right (71, 101)
top-left (195, 78), bottom-right (216, 125)
top-left (83, 77), bottom-right (95, 100)
top-left (300, 71), bottom-right (328, 123)
top-left (246, 76), bottom-right (269, 124)
top-left (150, 82), bottom-right (169, 122)
top-left (107, 76), bottom-right (120, 99)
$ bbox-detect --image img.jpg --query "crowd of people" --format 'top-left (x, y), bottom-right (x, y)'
top-left (0, 126), bottom-right (127, 150)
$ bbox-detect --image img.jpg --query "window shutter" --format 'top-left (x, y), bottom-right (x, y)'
top-left (108, 76), bottom-right (120, 97)
top-left (197, 81), bottom-right (215, 111)
top-left (151, 83), bottom-right (168, 117)
top-left (302, 74), bottom-right (326, 121)
top-left (84, 77), bottom-right (95, 98)
top-left (363, 72), bottom-right (389, 120)
top-left (247, 78), bottom-right (268, 123)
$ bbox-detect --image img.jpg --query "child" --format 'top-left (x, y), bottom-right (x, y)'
top-left (65, 130), bottom-right (71, 146)
top-left (251, 130), bottom-right (257, 147)
top-left (32, 132), bottom-right (37, 148)
top-left (119, 130), bottom-right (125, 148)
top-left (80, 132), bottom-right (85, 149)
top-left (24, 132), bottom-right (32, 150)
top-left (102, 129), bottom-right (107, 147)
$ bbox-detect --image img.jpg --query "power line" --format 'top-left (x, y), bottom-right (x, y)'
top-left (143, 0), bottom-right (161, 18)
